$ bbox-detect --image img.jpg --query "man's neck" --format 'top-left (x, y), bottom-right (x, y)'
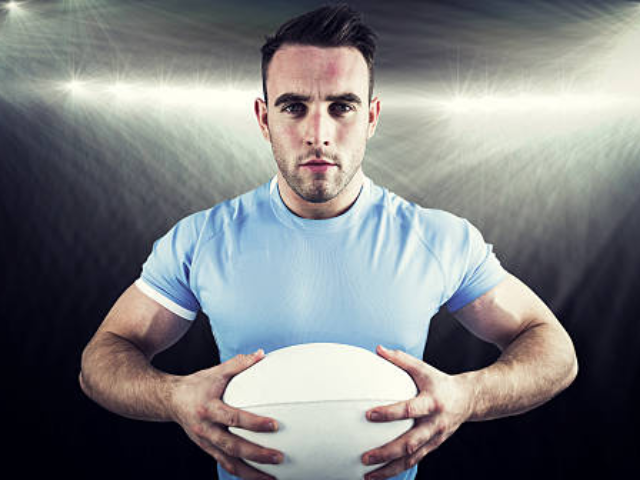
top-left (277, 169), bottom-right (365, 220)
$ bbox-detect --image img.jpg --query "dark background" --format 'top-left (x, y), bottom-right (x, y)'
top-left (2, 0), bottom-right (639, 478)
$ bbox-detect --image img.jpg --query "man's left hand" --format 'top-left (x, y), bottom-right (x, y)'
top-left (361, 345), bottom-right (473, 480)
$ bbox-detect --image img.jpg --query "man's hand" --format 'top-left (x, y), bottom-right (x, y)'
top-left (361, 345), bottom-right (471, 480)
top-left (171, 349), bottom-right (284, 480)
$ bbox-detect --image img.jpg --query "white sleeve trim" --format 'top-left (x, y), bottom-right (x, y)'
top-left (134, 278), bottom-right (198, 321)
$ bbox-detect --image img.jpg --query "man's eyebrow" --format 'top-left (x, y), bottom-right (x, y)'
top-left (274, 93), bottom-right (311, 107)
top-left (325, 93), bottom-right (362, 105)
top-left (273, 92), bottom-right (363, 107)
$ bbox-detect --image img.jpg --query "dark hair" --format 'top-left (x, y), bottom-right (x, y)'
top-left (260, 3), bottom-right (378, 106)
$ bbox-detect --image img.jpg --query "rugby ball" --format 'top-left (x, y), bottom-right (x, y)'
top-left (222, 342), bottom-right (418, 480)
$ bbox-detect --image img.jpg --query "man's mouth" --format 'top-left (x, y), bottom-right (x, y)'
top-left (300, 159), bottom-right (337, 172)
top-left (301, 159), bottom-right (336, 166)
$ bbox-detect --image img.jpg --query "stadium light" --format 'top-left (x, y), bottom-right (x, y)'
top-left (3, 1), bottom-right (23, 12)
top-left (58, 77), bottom-right (259, 112)
top-left (64, 79), bottom-right (87, 94)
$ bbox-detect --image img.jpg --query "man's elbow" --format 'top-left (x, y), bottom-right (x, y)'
top-left (532, 318), bottom-right (579, 392)
top-left (79, 370), bottom-right (90, 396)
top-left (566, 344), bottom-right (579, 387)
top-left (79, 344), bottom-right (95, 398)
top-left (537, 313), bottom-right (579, 391)
top-left (559, 327), bottom-right (579, 391)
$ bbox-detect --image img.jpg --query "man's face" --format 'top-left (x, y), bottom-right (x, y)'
top-left (255, 45), bottom-right (380, 204)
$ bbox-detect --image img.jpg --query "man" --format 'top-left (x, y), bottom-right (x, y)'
top-left (79, 4), bottom-right (578, 480)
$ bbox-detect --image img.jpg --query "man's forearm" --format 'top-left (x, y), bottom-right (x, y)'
top-left (80, 331), bottom-right (180, 422)
top-left (458, 322), bottom-right (578, 422)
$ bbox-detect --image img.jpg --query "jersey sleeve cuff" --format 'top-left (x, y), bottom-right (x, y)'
top-left (446, 269), bottom-right (508, 313)
top-left (134, 278), bottom-right (198, 321)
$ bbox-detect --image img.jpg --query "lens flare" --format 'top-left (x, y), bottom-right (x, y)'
top-left (64, 79), bottom-right (86, 94)
top-left (58, 78), bottom-right (259, 112)
top-left (2, 1), bottom-right (24, 14)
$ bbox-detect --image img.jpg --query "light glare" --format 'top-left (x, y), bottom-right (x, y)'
top-left (441, 92), bottom-right (628, 115)
top-left (64, 79), bottom-right (87, 94)
top-left (60, 78), bottom-right (259, 112)
top-left (4, 1), bottom-right (23, 12)
top-left (596, 9), bottom-right (640, 96)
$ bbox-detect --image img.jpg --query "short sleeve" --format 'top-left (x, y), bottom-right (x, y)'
top-left (135, 211), bottom-right (205, 321)
top-left (444, 218), bottom-right (507, 313)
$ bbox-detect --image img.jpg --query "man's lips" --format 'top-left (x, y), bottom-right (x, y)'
top-left (300, 159), bottom-right (336, 166)
top-left (300, 160), bottom-right (337, 173)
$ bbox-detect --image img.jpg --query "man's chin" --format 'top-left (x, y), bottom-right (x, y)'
top-left (281, 170), bottom-right (342, 203)
top-left (298, 189), bottom-right (337, 204)
top-left (294, 182), bottom-right (340, 204)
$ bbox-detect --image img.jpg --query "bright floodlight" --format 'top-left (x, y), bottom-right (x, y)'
top-left (4, 1), bottom-right (22, 12)
top-left (107, 82), bottom-right (138, 100)
top-left (2, 1), bottom-right (27, 17)
top-left (57, 77), bottom-right (259, 112)
top-left (65, 79), bottom-right (87, 94)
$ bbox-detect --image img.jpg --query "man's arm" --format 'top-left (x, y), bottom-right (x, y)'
top-left (79, 282), bottom-right (285, 479)
top-left (452, 272), bottom-right (578, 421)
top-left (79, 283), bottom-right (192, 421)
top-left (359, 272), bottom-right (578, 480)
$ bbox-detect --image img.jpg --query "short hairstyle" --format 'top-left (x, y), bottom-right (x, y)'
top-left (260, 3), bottom-right (378, 106)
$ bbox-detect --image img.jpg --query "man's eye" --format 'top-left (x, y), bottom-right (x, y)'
top-left (330, 103), bottom-right (354, 114)
top-left (282, 103), bottom-right (306, 114)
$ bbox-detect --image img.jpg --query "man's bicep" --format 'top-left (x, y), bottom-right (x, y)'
top-left (451, 273), bottom-right (558, 351)
top-left (95, 282), bottom-right (193, 359)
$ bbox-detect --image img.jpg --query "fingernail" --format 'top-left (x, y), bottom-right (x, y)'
top-left (269, 421), bottom-right (278, 431)
top-left (379, 345), bottom-right (389, 353)
top-left (369, 411), bottom-right (381, 420)
top-left (253, 349), bottom-right (264, 357)
top-left (270, 454), bottom-right (282, 463)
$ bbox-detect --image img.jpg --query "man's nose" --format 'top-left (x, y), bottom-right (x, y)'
top-left (304, 107), bottom-right (333, 147)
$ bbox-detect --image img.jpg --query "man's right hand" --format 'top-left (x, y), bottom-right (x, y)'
top-left (171, 349), bottom-right (283, 480)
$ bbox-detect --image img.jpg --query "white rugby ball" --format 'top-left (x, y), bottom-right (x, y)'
top-left (222, 342), bottom-right (418, 480)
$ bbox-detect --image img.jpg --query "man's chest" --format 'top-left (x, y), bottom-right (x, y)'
top-left (192, 229), bottom-right (445, 355)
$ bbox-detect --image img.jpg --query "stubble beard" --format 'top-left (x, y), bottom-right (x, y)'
top-left (272, 143), bottom-right (366, 204)
top-left (275, 155), bottom-right (362, 204)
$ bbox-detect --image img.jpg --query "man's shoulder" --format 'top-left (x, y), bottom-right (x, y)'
top-left (169, 178), bottom-right (270, 242)
top-left (371, 183), bottom-right (473, 262)
top-left (208, 179), bottom-right (268, 223)
top-left (373, 183), bottom-right (465, 233)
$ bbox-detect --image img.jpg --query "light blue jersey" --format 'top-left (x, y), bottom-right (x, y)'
top-left (136, 174), bottom-right (507, 480)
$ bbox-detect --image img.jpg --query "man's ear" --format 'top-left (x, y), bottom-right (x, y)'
top-left (367, 96), bottom-right (381, 139)
top-left (254, 98), bottom-right (271, 142)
